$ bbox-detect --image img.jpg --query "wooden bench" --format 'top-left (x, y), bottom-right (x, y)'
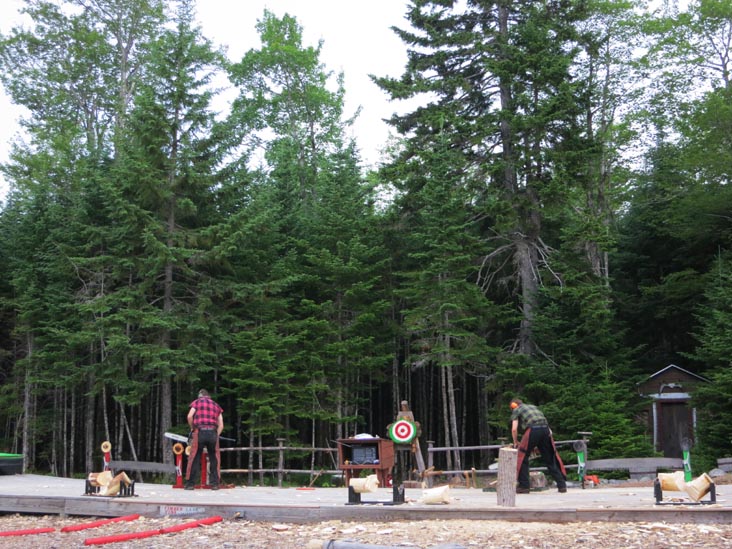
top-left (718, 457), bottom-right (732, 473)
top-left (585, 457), bottom-right (683, 479)
top-left (109, 460), bottom-right (177, 480)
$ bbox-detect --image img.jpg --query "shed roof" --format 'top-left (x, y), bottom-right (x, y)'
top-left (640, 364), bottom-right (709, 384)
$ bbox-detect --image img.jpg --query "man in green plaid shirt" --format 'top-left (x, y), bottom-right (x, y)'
top-left (510, 398), bottom-right (567, 494)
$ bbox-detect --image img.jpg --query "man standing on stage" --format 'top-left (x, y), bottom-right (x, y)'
top-left (510, 398), bottom-right (567, 494)
top-left (185, 389), bottom-right (224, 490)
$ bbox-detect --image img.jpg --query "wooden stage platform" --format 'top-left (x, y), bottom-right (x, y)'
top-left (0, 474), bottom-right (729, 524)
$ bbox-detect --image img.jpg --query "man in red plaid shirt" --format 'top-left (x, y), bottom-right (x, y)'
top-left (185, 389), bottom-right (224, 490)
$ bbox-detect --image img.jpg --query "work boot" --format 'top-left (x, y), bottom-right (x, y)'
top-left (558, 486), bottom-right (567, 493)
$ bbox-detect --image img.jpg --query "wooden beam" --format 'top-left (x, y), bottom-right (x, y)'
top-left (109, 461), bottom-right (176, 475)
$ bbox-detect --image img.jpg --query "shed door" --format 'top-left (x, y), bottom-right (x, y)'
top-left (659, 402), bottom-right (691, 458)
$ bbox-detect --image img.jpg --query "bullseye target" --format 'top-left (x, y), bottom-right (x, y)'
top-left (389, 419), bottom-right (417, 444)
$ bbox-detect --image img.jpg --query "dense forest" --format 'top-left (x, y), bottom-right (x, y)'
top-left (0, 0), bottom-right (730, 479)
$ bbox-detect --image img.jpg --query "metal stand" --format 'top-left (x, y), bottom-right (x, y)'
top-left (346, 482), bottom-right (405, 505)
top-left (84, 479), bottom-right (136, 497)
top-left (653, 478), bottom-right (716, 505)
top-left (345, 446), bottom-right (407, 505)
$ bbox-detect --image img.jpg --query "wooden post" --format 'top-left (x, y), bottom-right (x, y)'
top-left (426, 441), bottom-right (435, 487)
top-left (277, 438), bottom-right (285, 488)
top-left (497, 447), bottom-right (518, 507)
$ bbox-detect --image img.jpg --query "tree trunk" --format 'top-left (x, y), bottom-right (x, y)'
top-left (498, 3), bottom-right (540, 357)
top-left (161, 377), bottom-right (172, 465)
top-left (85, 374), bottom-right (96, 474)
top-left (440, 364), bottom-right (452, 470)
top-left (442, 311), bottom-right (461, 471)
top-left (22, 334), bottom-right (34, 473)
top-left (51, 389), bottom-right (59, 476)
top-left (102, 384), bottom-right (110, 443)
top-left (159, 116), bottom-right (178, 464)
top-left (516, 239), bottom-right (539, 356)
top-left (70, 387), bottom-right (76, 477)
top-left (446, 362), bottom-right (461, 471)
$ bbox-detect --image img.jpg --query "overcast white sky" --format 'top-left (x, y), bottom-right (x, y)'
top-left (0, 0), bottom-right (413, 204)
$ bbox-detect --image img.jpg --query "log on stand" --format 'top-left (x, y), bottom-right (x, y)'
top-left (497, 447), bottom-right (517, 507)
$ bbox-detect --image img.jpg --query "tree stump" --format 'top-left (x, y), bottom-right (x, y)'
top-left (497, 447), bottom-right (518, 507)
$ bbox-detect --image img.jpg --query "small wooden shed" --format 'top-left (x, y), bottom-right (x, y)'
top-left (637, 364), bottom-right (709, 458)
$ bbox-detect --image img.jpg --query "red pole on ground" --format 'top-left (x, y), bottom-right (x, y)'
top-left (160, 515), bottom-right (223, 534)
top-left (61, 514), bottom-right (141, 533)
top-left (0, 527), bottom-right (56, 537)
top-left (83, 516), bottom-right (222, 546)
top-left (84, 529), bottom-right (158, 545)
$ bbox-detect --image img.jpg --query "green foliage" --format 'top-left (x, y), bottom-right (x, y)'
top-left (1, 0), bottom-right (728, 476)
top-left (691, 368), bottom-right (732, 472)
top-left (686, 260), bottom-right (732, 470)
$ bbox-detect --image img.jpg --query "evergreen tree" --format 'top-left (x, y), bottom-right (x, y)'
top-left (688, 259), bottom-right (732, 471)
top-left (0, 0), bottom-right (164, 471)
top-left (226, 11), bottom-right (392, 452)
top-left (111, 0), bottom-right (225, 461)
top-left (376, 0), bottom-right (618, 449)
top-left (387, 134), bottom-right (500, 466)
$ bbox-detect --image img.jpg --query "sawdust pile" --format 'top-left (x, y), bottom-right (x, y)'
top-left (0, 515), bottom-right (731, 548)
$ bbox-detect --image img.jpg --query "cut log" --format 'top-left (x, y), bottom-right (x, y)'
top-left (348, 474), bottom-right (379, 493)
top-left (497, 447), bottom-right (517, 507)
top-left (100, 472), bottom-right (133, 496)
top-left (88, 471), bottom-right (113, 487)
top-left (422, 484), bottom-right (450, 504)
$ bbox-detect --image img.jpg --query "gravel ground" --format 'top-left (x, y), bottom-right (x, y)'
top-left (1, 514), bottom-right (731, 548)
top-left (2, 475), bottom-right (731, 548)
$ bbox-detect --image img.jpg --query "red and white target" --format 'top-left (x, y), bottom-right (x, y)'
top-left (389, 419), bottom-right (417, 444)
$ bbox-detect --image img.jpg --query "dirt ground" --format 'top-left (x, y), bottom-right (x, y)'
top-left (1, 514), bottom-right (732, 548)
top-left (2, 475), bottom-right (731, 548)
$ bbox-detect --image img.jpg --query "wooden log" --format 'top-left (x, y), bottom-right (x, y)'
top-left (100, 472), bottom-right (133, 496)
top-left (497, 447), bottom-right (517, 507)
top-left (87, 471), bottom-right (113, 487)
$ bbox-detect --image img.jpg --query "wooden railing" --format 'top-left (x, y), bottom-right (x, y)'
top-left (425, 438), bottom-right (586, 475)
top-left (217, 436), bottom-right (591, 488)
top-left (219, 438), bottom-right (340, 487)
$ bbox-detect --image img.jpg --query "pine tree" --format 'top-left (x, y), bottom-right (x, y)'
top-left (226, 11), bottom-right (393, 451)
top-left (111, 0), bottom-right (225, 462)
top-left (687, 258), bottom-right (732, 470)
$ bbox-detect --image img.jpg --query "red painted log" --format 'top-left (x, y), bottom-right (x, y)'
top-left (0, 527), bottom-right (55, 537)
top-left (84, 529), bottom-right (157, 545)
top-left (83, 515), bottom-right (222, 545)
top-left (61, 514), bottom-right (141, 532)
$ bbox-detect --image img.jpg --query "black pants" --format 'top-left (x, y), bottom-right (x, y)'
top-left (517, 426), bottom-right (566, 489)
top-left (186, 428), bottom-right (219, 486)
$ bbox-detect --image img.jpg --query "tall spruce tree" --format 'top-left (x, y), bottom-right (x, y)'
top-left (387, 134), bottom-right (499, 466)
top-left (688, 258), bottom-right (732, 471)
top-left (377, 0), bottom-right (589, 353)
top-left (376, 0), bottom-right (604, 447)
top-left (111, 0), bottom-right (225, 462)
top-left (226, 11), bottom-right (392, 453)
top-left (0, 0), bottom-right (166, 471)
